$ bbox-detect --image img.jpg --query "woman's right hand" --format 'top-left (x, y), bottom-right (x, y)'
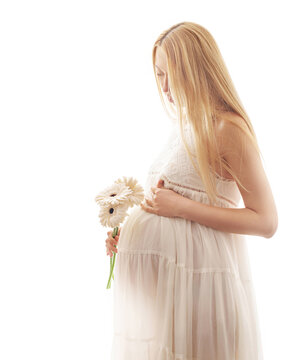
top-left (105, 227), bottom-right (121, 257)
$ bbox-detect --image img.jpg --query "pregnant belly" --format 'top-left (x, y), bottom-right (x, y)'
top-left (118, 206), bottom-right (180, 257)
top-left (117, 206), bottom-right (241, 274)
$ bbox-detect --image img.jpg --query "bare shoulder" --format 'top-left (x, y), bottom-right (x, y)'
top-left (213, 112), bottom-right (248, 176)
top-left (215, 111), bottom-right (261, 183)
top-left (214, 112), bottom-right (249, 155)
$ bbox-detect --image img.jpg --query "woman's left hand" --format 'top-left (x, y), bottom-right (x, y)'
top-left (140, 179), bottom-right (185, 218)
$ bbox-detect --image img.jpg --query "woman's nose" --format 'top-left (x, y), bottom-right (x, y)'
top-left (162, 75), bottom-right (169, 93)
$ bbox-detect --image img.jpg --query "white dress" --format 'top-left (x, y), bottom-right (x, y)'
top-left (111, 121), bottom-right (264, 360)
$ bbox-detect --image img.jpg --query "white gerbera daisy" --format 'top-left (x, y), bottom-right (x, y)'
top-left (95, 182), bottom-right (132, 207)
top-left (115, 176), bottom-right (144, 207)
top-left (98, 202), bottom-right (129, 228)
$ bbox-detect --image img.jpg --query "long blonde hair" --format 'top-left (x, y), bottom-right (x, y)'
top-left (152, 21), bottom-right (263, 206)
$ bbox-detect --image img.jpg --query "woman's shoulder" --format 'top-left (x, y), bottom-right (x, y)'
top-left (214, 111), bottom-right (245, 132)
top-left (214, 111), bottom-right (248, 150)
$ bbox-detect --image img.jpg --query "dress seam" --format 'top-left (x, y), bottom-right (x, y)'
top-left (118, 248), bottom-right (252, 282)
top-left (150, 172), bottom-right (239, 207)
top-left (113, 333), bottom-right (202, 360)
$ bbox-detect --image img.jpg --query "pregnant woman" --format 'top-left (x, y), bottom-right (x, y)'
top-left (107, 21), bottom-right (278, 360)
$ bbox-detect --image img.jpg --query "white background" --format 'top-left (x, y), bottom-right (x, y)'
top-left (0, 1), bottom-right (305, 359)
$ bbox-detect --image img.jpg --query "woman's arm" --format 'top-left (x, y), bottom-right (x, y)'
top-left (177, 116), bottom-right (278, 238)
top-left (177, 198), bottom-right (276, 238)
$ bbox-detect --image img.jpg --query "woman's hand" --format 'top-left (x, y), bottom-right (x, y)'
top-left (140, 179), bottom-right (185, 218)
top-left (105, 227), bottom-right (121, 257)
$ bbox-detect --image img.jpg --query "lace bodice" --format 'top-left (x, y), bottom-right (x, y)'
top-left (144, 122), bottom-right (241, 209)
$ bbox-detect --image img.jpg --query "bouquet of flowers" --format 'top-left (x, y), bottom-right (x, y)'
top-left (95, 176), bottom-right (144, 289)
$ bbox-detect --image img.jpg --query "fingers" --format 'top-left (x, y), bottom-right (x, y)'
top-left (105, 239), bottom-right (118, 256)
top-left (105, 231), bottom-right (119, 257)
top-left (107, 232), bottom-right (119, 244)
top-left (145, 198), bottom-right (154, 207)
top-left (106, 227), bottom-right (121, 257)
top-left (107, 228), bottom-right (121, 236)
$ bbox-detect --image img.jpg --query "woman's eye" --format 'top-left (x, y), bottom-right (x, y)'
top-left (156, 73), bottom-right (164, 76)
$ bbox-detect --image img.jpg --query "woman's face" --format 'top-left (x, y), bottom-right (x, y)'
top-left (155, 47), bottom-right (175, 104)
